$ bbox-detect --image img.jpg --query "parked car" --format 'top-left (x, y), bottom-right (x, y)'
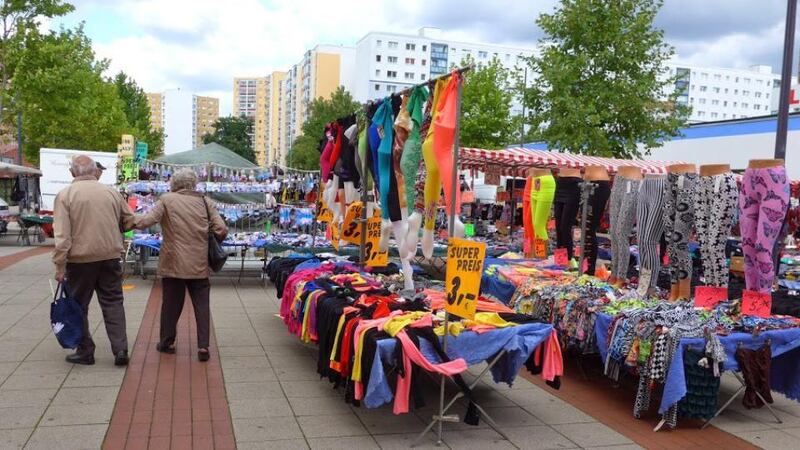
top-left (0, 197), bottom-right (9, 234)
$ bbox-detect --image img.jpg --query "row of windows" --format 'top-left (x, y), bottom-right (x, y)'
top-left (376, 69), bottom-right (427, 80)
top-left (690, 97), bottom-right (770, 110)
top-left (375, 39), bottom-right (516, 61)
top-left (376, 40), bottom-right (427, 52)
top-left (697, 72), bottom-right (770, 86)
top-left (375, 54), bottom-right (427, 65)
top-left (693, 85), bottom-right (770, 98)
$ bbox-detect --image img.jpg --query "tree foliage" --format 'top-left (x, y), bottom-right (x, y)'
top-left (288, 86), bottom-right (360, 170)
top-left (202, 115), bottom-right (255, 163)
top-left (112, 71), bottom-right (164, 157)
top-left (459, 55), bottom-right (519, 149)
top-left (14, 25), bottom-right (132, 164)
top-left (522, 0), bottom-right (688, 158)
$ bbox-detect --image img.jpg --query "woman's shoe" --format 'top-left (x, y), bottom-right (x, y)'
top-left (155, 343), bottom-right (176, 354)
top-left (198, 349), bottom-right (210, 362)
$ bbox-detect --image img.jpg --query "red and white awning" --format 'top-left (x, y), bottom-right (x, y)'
top-left (459, 147), bottom-right (683, 176)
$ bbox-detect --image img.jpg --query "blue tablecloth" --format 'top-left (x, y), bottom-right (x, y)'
top-left (364, 322), bottom-right (554, 409)
top-left (594, 313), bottom-right (800, 414)
top-left (133, 238), bottom-right (254, 251)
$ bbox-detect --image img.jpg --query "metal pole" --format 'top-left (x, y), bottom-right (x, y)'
top-left (508, 168), bottom-right (517, 233)
top-left (359, 112), bottom-right (369, 267)
top-left (775, 0), bottom-right (797, 159)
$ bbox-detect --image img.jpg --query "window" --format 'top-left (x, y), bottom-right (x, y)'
top-left (743, 90), bottom-right (750, 96)
top-left (376, 40), bottom-right (382, 47)
top-left (734, 89), bottom-right (739, 95)
top-left (421, 74), bottom-right (426, 80)
top-left (726, 75), bottom-right (730, 81)
top-left (755, 91), bottom-right (762, 98)
top-left (744, 77), bottom-right (751, 84)
top-left (732, 114), bottom-right (737, 119)
top-left (699, 85), bottom-right (707, 92)
top-left (387, 85), bottom-right (397, 93)
top-left (690, 97), bottom-right (694, 103)
top-left (450, 47), bottom-right (456, 52)
top-left (388, 41), bottom-right (398, 49)
top-left (388, 56), bottom-right (398, 63)
top-left (405, 57), bottom-right (415, 64)
top-left (723, 113), bottom-right (728, 118)
top-left (714, 74), bottom-right (722, 80)
top-left (421, 59), bottom-right (427, 66)
top-left (698, 111), bottom-right (706, 117)
top-left (404, 72), bottom-right (414, 80)
top-left (766, 93), bottom-right (770, 99)
top-left (376, 55), bottom-right (381, 62)
top-left (406, 43), bottom-right (416, 50)
top-left (374, 84), bottom-right (380, 91)
top-left (757, 79), bottom-right (764, 85)
top-left (375, 69), bottom-right (380, 77)
top-left (478, 51), bottom-right (488, 58)
top-left (742, 102), bottom-right (749, 108)
top-left (754, 104), bottom-right (761, 110)
top-left (713, 87), bottom-right (720, 93)
top-left (724, 88), bottom-right (729, 94)
top-left (733, 102), bottom-right (738, 107)
top-left (711, 112), bottom-right (718, 118)
top-left (422, 45), bottom-right (427, 52)
top-left (711, 99), bottom-right (719, 105)
top-left (505, 54), bottom-right (511, 60)
top-left (701, 72), bottom-right (709, 79)
top-left (766, 81), bottom-right (771, 87)
top-left (723, 101), bottom-right (728, 106)
top-left (735, 77), bottom-right (739, 82)
top-left (387, 70), bottom-right (397, 78)
top-left (699, 98), bottom-right (706, 104)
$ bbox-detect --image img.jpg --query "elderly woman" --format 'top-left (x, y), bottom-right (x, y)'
top-left (135, 168), bottom-right (227, 361)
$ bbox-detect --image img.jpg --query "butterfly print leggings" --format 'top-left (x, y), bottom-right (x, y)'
top-left (609, 176), bottom-right (640, 280)
top-left (636, 175), bottom-right (667, 290)
top-left (739, 166), bottom-right (789, 293)
top-left (663, 173), bottom-right (698, 284)
top-left (694, 173), bottom-right (738, 287)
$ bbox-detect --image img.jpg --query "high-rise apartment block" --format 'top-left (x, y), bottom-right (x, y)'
top-left (661, 63), bottom-right (781, 123)
top-left (146, 89), bottom-right (220, 155)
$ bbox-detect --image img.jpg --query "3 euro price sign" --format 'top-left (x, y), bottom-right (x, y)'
top-left (342, 202), bottom-right (364, 245)
top-left (445, 238), bottom-right (486, 320)
top-left (317, 201), bottom-right (333, 223)
top-left (365, 217), bottom-right (388, 267)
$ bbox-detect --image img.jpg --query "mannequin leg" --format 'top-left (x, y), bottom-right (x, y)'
top-left (405, 211), bottom-right (422, 257)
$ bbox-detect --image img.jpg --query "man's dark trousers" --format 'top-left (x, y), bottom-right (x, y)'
top-left (66, 259), bottom-right (128, 356)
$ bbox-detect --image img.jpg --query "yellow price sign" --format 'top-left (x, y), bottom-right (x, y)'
top-left (445, 237), bottom-right (486, 320)
top-left (365, 217), bottom-right (388, 267)
top-left (342, 202), bottom-right (364, 245)
top-left (317, 201), bottom-right (333, 223)
top-left (330, 222), bottom-right (341, 251)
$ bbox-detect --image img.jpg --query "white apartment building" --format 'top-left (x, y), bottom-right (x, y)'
top-left (660, 63), bottom-right (781, 123)
top-left (354, 27), bottom-right (535, 102)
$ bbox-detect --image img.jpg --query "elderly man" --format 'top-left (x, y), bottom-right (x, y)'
top-left (94, 161), bottom-right (106, 180)
top-left (53, 155), bottom-right (135, 366)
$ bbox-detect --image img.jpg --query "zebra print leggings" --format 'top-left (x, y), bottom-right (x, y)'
top-left (636, 176), bottom-right (667, 290)
top-left (609, 176), bottom-right (640, 280)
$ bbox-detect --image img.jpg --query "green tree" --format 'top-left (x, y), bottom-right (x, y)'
top-left (13, 26), bottom-right (132, 164)
top-left (287, 86), bottom-right (360, 170)
top-left (112, 71), bottom-right (164, 157)
top-left (522, 0), bottom-right (688, 158)
top-left (0, 0), bottom-right (74, 125)
top-left (460, 55), bottom-right (519, 149)
top-left (202, 115), bottom-right (255, 163)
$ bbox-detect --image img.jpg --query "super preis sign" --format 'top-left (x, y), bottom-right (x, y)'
top-left (365, 217), bottom-right (388, 267)
top-left (445, 238), bottom-right (486, 320)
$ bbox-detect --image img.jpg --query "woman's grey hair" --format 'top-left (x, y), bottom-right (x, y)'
top-left (170, 168), bottom-right (198, 192)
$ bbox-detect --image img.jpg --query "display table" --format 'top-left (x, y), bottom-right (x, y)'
top-left (17, 215), bottom-right (53, 246)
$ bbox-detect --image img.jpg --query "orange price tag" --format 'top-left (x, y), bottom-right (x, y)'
top-left (742, 290), bottom-right (772, 318)
top-left (342, 202), bottom-right (364, 245)
top-left (534, 240), bottom-right (547, 259)
top-left (553, 248), bottom-right (569, 266)
top-left (693, 286), bottom-right (728, 309)
top-left (330, 223), bottom-right (341, 251)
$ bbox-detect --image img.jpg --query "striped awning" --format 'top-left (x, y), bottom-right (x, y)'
top-left (459, 147), bottom-right (683, 176)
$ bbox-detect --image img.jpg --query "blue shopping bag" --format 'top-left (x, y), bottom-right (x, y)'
top-left (50, 283), bottom-right (84, 349)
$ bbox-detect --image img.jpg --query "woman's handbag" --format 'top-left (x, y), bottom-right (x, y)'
top-left (50, 282), bottom-right (84, 349)
top-left (204, 197), bottom-right (227, 272)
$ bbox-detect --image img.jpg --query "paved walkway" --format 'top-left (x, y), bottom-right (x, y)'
top-left (2, 250), bottom-right (800, 448)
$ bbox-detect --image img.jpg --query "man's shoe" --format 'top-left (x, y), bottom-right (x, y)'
top-left (65, 352), bottom-right (95, 365)
top-left (114, 350), bottom-right (129, 366)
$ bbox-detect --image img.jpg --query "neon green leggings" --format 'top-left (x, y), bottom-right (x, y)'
top-left (530, 175), bottom-right (556, 241)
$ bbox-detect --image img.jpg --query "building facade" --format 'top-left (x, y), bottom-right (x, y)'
top-left (353, 27), bottom-right (534, 101)
top-left (147, 89), bottom-right (220, 155)
top-left (660, 63), bottom-right (781, 123)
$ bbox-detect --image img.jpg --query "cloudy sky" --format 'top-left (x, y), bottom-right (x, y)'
top-left (54, 0), bottom-right (793, 115)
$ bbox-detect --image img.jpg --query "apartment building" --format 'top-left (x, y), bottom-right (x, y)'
top-left (660, 63), bottom-right (781, 123)
top-left (232, 73), bottom-right (287, 166)
top-left (146, 89), bottom-right (220, 154)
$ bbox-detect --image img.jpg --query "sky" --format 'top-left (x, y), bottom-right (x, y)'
top-left (52, 0), bottom-right (795, 116)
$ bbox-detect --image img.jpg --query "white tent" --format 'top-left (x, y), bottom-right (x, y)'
top-left (0, 161), bottom-right (42, 177)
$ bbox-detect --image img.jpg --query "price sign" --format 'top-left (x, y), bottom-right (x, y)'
top-left (317, 201), bottom-right (333, 223)
top-left (742, 290), bottom-right (772, 318)
top-left (365, 217), bottom-right (388, 267)
top-left (330, 222), bottom-right (341, 251)
top-left (534, 239), bottom-right (547, 259)
top-left (694, 286), bottom-right (728, 309)
top-left (342, 202), bottom-right (364, 245)
top-left (445, 237), bottom-right (486, 320)
top-left (553, 248), bottom-right (569, 266)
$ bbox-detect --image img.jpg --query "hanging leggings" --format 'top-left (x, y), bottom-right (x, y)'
top-left (739, 166), bottom-right (789, 293)
top-left (522, 177), bottom-right (534, 253)
top-left (663, 173), bottom-right (697, 284)
top-left (400, 86), bottom-right (428, 213)
top-left (432, 73), bottom-right (461, 217)
top-left (392, 97), bottom-right (411, 214)
top-left (530, 175), bottom-right (556, 242)
top-left (553, 177), bottom-right (582, 259)
top-left (582, 181), bottom-right (611, 275)
top-left (694, 173), bottom-right (738, 287)
top-left (422, 79), bottom-right (446, 231)
top-left (636, 176), bottom-right (666, 290)
top-left (373, 97), bottom-right (403, 222)
top-left (609, 176), bottom-right (640, 280)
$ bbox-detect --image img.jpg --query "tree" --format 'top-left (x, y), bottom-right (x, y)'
top-left (112, 71), bottom-right (164, 157)
top-left (522, 0), bottom-right (689, 158)
top-left (287, 86), bottom-right (360, 170)
top-left (202, 116), bottom-right (255, 163)
top-left (13, 26), bottom-right (132, 164)
top-left (460, 55), bottom-right (519, 149)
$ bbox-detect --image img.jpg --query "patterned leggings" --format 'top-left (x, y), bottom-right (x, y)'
top-left (739, 166), bottom-right (789, 293)
top-left (609, 177), bottom-right (640, 280)
top-left (663, 173), bottom-right (698, 284)
top-left (636, 176), bottom-right (666, 290)
top-left (694, 174), bottom-right (738, 287)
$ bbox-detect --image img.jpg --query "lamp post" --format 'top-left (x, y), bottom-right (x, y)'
top-left (775, 0), bottom-right (797, 159)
